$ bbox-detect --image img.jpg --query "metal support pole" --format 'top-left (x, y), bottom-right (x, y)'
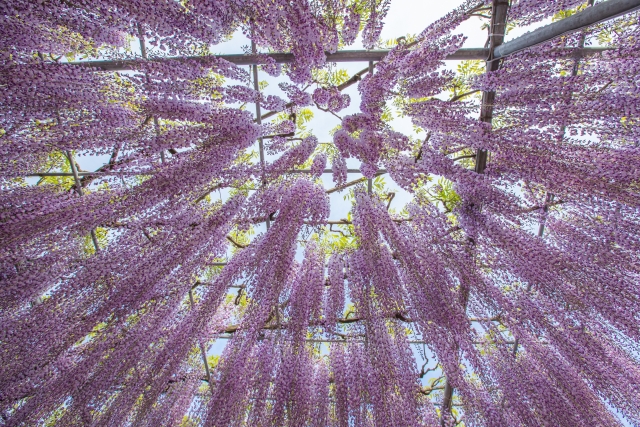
top-left (65, 151), bottom-right (100, 252)
top-left (493, 0), bottom-right (640, 59)
top-left (252, 40), bottom-right (270, 230)
top-left (474, 0), bottom-right (509, 175)
top-left (368, 61), bottom-right (374, 195)
top-left (138, 24), bottom-right (165, 164)
top-left (155, 117), bottom-right (165, 163)
top-left (24, 168), bottom-right (387, 178)
top-left (189, 289), bottom-right (215, 395)
top-left (443, 2), bottom-right (510, 423)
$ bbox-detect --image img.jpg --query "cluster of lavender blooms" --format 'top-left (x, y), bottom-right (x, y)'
top-left (313, 86), bottom-right (351, 112)
top-left (1, 0), bottom-right (640, 426)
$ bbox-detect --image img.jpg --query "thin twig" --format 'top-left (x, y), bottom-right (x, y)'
top-left (449, 89), bottom-right (481, 102)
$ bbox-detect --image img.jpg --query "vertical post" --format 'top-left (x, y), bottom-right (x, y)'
top-left (189, 289), bottom-right (215, 395)
top-left (65, 151), bottom-right (100, 252)
top-left (443, 1), bottom-right (510, 423)
top-left (509, 193), bottom-right (551, 358)
top-left (155, 116), bottom-right (165, 164)
top-left (252, 39), bottom-right (270, 229)
top-left (138, 24), bottom-right (165, 164)
top-left (137, 24), bottom-right (147, 60)
top-left (368, 61), bottom-right (374, 195)
top-left (474, 0), bottom-right (510, 174)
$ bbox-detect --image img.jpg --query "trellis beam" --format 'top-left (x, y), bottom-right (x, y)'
top-left (65, 151), bottom-right (101, 252)
top-left (251, 40), bottom-right (270, 231)
top-left (24, 168), bottom-right (387, 177)
top-left (219, 316), bottom-right (501, 334)
top-left (72, 49), bottom-right (486, 70)
top-left (474, 0), bottom-right (509, 174)
top-left (212, 335), bottom-right (532, 346)
top-left (66, 0), bottom-right (634, 72)
top-left (138, 24), bottom-right (165, 164)
top-left (70, 47), bottom-right (608, 71)
top-left (493, 0), bottom-right (640, 59)
top-left (188, 289), bottom-right (215, 395)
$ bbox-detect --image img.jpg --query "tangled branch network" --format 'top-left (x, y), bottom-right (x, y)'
top-left (1, 0), bottom-right (640, 426)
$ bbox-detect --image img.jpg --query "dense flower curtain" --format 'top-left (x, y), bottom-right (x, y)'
top-left (1, 0), bottom-right (639, 426)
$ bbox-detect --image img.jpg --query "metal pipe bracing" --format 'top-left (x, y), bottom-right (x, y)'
top-left (251, 40), bottom-right (270, 230)
top-left (493, 0), bottom-right (640, 59)
top-left (442, 0), bottom-right (509, 422)
top-left (368, 61), bottom-right (374, 195)
top-left (24, 169), bottom-right (387, 177)
top-left (138, 24), bottom-right (166, 164)
top-left (71, 47), bottom-right (609, 71)
top-left (72, 49), bottom-right (489, 70)
top-left (212, 335), bottom-right (523, 346)
top-left (188, 289), bottom-right (215, 395)
top-left (65, 151), bottom-right (101, 252)
top-left (475, 0), bottom-right (509, 175)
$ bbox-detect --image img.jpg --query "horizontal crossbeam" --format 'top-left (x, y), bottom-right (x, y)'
top-left (24, 168), bottom-right (386, 177)
top-left (494, 0), bottom-right (640, 59)
top-left (71, 48), bottom-right (607, 71)
top-left (212, 335), bottom-right (528, 346)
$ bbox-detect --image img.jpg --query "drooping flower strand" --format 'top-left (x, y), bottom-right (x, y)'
top-left (350, 188), bottom-right (510, 426)
top-left (0, 106), bottom-right (261, 254)
top-left (0, 193), bottom-right (245, 426)
top-left (351, 189), bottom-right (474, 377)
top-left (204, 179), bottom-right (329, 426)
top-left (331, 0), bottom-right (477, 173)
top-left (469, 25), bottom-right (640, 208)
top-left (0, 63), bottom-right (137, 175)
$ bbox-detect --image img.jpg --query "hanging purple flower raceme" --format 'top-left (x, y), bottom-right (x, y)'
top-left (287, 241), bottom-right (325, 342)
top-left (313, 86), bottom-right (351, 112)
top-left (331, 154), bottom-right (348, 186)
top-left (1, 192), bottom-right (245, 426)
top-left (310, 360), bottom-right (330, 427)
top-left (264, 136), bottom-right (318, 180)
top-left (508, 0), bottom-right (587, 25)
top-left (254, 53), bottom-right (282, 77)
top-left (203, 179), bottom-right (329, 426)
top-left (342, 6), bottom-right (361, 45)
top-left (279, 82), bottom-right (313, 107)
top-left (361, 0), bottom-right (391, 49)
top-left (310, 153), bottom-right (327, 178)
top-left (0, 63), bottom-right (137, 174)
